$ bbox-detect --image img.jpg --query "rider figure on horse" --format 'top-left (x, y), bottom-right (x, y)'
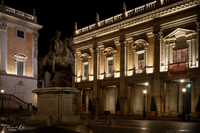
top-left (41, 30), bottom-right (63, 73)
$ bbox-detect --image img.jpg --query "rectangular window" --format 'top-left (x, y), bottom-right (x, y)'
top-left (173, 48), bottom-right (189, 63)
top-left (17, 61), bottom-right (23, 76)
top-left (138, 53), bottom-right (144, 69)
top-left (84, 64), bottom-right (88, 77)
top-left (17, 30), bottom-right (24, 38)
top-left (108, 60), bottom-right (113, 74)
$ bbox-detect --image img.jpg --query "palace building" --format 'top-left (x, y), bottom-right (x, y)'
top-left (72, 0), bottom-right (200, 117)
top-left (0, 1), bottom-right (42, 109)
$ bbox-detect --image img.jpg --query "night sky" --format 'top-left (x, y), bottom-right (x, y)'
top-left (4, 0), bottom-right (150, 58)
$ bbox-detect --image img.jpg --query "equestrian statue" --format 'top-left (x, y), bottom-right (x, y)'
top-left (37, 30), bottom-right (76, 87)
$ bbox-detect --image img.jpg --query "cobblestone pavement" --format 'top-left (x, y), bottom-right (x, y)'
top-left (1, 118), bottom-right (200, 133)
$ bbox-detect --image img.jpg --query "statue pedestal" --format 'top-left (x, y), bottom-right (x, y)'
top-left (32, 87), bottom-right (79, 122)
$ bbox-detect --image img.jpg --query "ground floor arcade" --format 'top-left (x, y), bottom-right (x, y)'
top-left (72, 71), bottom-right (200, 117)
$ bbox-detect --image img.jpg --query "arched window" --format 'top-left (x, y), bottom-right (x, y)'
top-left (80, 53), bottom-right (91, 80)
top-left (102, 47), bottom-right (116, 77)
top-left (14, 53), bottom-right (28, 76)
top-left (131, 39), bottom-right (148, 73)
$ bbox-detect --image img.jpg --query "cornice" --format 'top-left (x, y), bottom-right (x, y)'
top-left (74, 0), bottom-right (200, 44)
top-left (0, 13), bottom-right (43, 30)
top-left (75, 44), bottom-right (93, 52)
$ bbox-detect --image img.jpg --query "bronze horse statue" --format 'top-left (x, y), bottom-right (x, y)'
top-left (37, 37), bottom-right (75, 87)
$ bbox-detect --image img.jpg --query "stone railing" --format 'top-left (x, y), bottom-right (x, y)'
top-left (4, 6), bottom-right (34, 21)
top-left (114, 14), bottom-right (122, 21)
top-left (74, 0), bottom-right (176, 36)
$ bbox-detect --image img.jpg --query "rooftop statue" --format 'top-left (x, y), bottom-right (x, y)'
top-left (123, 2), bottom-right (126, 12)
top-left (75, 22), bottom-right (77, 30)
top-left (38, 30), bottom-right (75, 87)
top-left (95, 13), bottom-right (100, 22)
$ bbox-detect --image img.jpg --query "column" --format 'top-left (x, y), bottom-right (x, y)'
top-left (32, 32), bottom-right (39, 77)
top-left (153, 29), bottom-right (163, 116)
top-left (129, 84), bottom-right (134, 115)
top-left (92, 45), bottom-right (100, 114)
top-left (164, 80), bottom-right (170, 115)
top-left (119, 39), bottom-right (127, 115)
top-left (101, 86), bottom-right (105, 114)
top-left (78, 89), bottom-right (82, 113)
top-left (190, 77), bottom-right (196, 116)
top-left (148, 82), bottom-right (153, 115)
top-left (177, 83), bottom-right (182, 113)
top-left (86, 90), bottom-right (89, 113)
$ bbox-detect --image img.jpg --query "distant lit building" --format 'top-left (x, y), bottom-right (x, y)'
top-left (73, 0), bottom-right (200, 117)
top-left (0, 2), bottom-right (42, 109)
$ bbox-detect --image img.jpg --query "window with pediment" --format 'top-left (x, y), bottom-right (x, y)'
top-left (102, 47), bottom-right (116, 77)
top-left (131, 39), bottom-right (148, 72)
top-left (163, 28), bottom-right (196, 69)
top-left (80, 53), bottom-right (91, 80)
top-left (14, 53), bottom-right (28, 76)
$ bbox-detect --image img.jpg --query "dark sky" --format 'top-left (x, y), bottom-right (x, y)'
top-left (4, 0), bottom-right (150, 58)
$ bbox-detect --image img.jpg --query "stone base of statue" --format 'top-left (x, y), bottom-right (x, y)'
top-left (32, 87), bottom-right (79, 122)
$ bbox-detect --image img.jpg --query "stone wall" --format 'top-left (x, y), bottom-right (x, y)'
top-left (1, 74), bottom-right (37, 106)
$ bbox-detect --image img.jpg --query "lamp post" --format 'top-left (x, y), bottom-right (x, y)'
top-left (182, 88), bottom-right (186, 121)
top-left (1, 89), bottom-right (4, 116)
top-left (143, 89), bottom-right (147, 119)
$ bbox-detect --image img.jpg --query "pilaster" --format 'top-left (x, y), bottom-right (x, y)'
top-left (119, 38), bottom-right (127, 115)
top-left (92, 45), bottom-right (100, 114)
top-left (0, 21), bottom-right (7, 74)
top-left (153, 28), bottom-right (163, 116)
top-left (33, 32), bottom-right (39, 78)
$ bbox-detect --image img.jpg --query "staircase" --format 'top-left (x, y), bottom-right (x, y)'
top-left (0, 94), bottom-right (34, 116)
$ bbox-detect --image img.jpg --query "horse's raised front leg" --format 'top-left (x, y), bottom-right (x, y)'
top-left (50, 73), bottom-right (57, 87)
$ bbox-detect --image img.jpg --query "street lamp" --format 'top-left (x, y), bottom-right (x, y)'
top-left (143, 89), bottom-right (147, 119)
top-left (1, 89), bottom-right (4, 116)
top-left (182, 88), bottom-right (186, 121)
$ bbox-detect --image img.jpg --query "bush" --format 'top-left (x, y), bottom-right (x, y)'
top-left (150, 96), bottom-right (156, 111)
top-left (196, 95), bottom-right (200, 112)
top-left (115, 98), bottom-right (120, 111)
top-left (89, 99), bottom-right (93, 111)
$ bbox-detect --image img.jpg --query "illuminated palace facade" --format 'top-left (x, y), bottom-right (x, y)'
top-left (0, 2), bottom-right (42, 108)
top-left (72, 0), bottom-right (200, 117)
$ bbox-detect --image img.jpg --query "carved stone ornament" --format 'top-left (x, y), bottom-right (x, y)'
top-left (131, 39), bottom-right (148, 51)
top-left (154, 30), bottom-right (163, 40)
top-left (196, 21), bottom-right (200, 30)
top-left (33, 32), bottom-right (39, 40)
top-left (93, 46), bottom-right (99, 54)
top-left (119, 40), bottom-right (127, 47)
top-left (74, 52), bottom-right (78, 59)
top-left (102, 47), bottom-right (116, 56)
top-left (0, 22), bottom-right (7, 31)
top-left (80, 53), bottom-right (91, 61)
